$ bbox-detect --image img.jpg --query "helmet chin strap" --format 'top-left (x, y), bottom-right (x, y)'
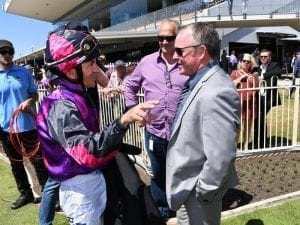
top-left (75, 66), bottom-right (85, 89)
top-left (75, 65), bottom-right (96, 108)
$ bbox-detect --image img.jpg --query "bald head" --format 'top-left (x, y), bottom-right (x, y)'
top-left (158, 19), bottom-right (179, 35)
top-left (157, 19), bottom-right (179, 56)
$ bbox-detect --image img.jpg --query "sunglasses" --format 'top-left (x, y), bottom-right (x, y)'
top-left (46, 33), bottom-right (99, 67)
top-left (260, 55), bottom-right (268, 58)
top-left (157, 35), bottom-right (176, 42)
top-left (242, 60), bottom-right (251, 63)
top-left (0, 49), bottom-right (14, 55)
top-left (175, 44), bottom-right (202, 57)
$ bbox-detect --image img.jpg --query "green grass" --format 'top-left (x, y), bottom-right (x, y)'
top-left (1, 158), bottom-right (300, 225)
top-left (222, 199), bottom-right (300, 225)
top-left (267, 91), bottom-right (300, 142)
top-left (0, 160), bottom-right (68, 225)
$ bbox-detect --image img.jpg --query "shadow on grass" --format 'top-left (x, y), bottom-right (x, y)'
top-left (245, 219), bottom-right (264, 225)
top-left (222, 188), bottom-right (253, 211)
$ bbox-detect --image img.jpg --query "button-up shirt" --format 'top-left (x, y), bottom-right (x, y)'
top-left (260, 64), bottom-right (268, 78)
top-left (173, 60), bottom-right (217, 125)
top-left (124, 51), bottom-right (188, 140)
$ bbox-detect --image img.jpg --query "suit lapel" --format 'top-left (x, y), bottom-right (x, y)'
top-left (171, 65), bottom-right (221, 137)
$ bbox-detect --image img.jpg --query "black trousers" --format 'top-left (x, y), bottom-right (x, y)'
top-left (0, 129), bottom-right (48, 195)
top-left (253, 97), bottom-right (271, 149)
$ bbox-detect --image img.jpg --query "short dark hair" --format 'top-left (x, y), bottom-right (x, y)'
top-left (0, 39), bottom-right (14, 54)
top-left (260, 49), bottom-right (272, 57)
top-left (179, 23), bottom-right (220, 59)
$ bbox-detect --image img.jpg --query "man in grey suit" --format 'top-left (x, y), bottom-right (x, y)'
top-left (166, 23), bottom-right (241, 225)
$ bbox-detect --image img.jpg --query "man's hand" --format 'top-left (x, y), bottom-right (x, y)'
top-left (18, 99), bottom-right (33, 112)
top-left (120, 100), bottom-right (159, 127)
top-left (18, 94), bottom-right (38, 112)
top-left (95, 67), bottom-right (109, 87)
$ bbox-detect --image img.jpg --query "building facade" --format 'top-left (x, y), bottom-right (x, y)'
top-left (5, 0), bottom-right (300, 66)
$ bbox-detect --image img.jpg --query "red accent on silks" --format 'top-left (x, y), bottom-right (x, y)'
top-left (67, 143), bottom-right (117, 169)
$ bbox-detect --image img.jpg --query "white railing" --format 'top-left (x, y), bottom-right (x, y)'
top-left (36, 78), bottom-right (300, 169)
top-left (236, 77), bottom-right (300, 153)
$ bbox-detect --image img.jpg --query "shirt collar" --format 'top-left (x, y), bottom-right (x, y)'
top-left (58, 79), bottom-right (83, 95)
top-left (156, 50), bottom-right (178, 70)
top-left (0, 64), bottom-right (16, 72)
top-left (156, 50), bottom-right (164, 63)
top-left (187, 60), bottom-right (218, 90)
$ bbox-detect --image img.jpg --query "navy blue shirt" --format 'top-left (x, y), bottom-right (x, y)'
top-left (173, 60), bottom-right (218, 125)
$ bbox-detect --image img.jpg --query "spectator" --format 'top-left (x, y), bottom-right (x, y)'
top-left (37, 28), bottom-right (158, 225)
top-left (291, 53), bottom-right (297, 74)
top-left (98, 55), bottom-right (112, 80)
top-left (34, 64), bottom-right (43, 81)
top-left (242, 0), bottom-right (248, 16)
top-left (253, 49), bottom-right (282, 148)
top-left (282, 53), bottom-right (291, 74)
top-left (99, 54), bottom-right (109, 69)
top-left (291, 51), bottom-right (300, 98)
top-left (0, 39), bottom-right (48, 210)
top-left (220, 49), bottom-right (229, 73)
top-left (24, 64), bottom-right (34, 76)
top-left (166, 22), bottom-right (240, 225)
top-left (103, 59), bottom-right (128, 96)
top-left (127, 62), bottom-right (137, 75)
top-left (231, 53), bottom-right (259, 150)
top-left (124, 19), bottom-right (188, 220)
top-left (228, 0), bottom-right (233, 15)
top-left (252, 47), bottom-right (260, 65)
top-left (229, 50), bottom-right (238, 73)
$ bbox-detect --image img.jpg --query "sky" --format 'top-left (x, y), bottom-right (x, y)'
top-left (0, 6), bottom-right (53, 59)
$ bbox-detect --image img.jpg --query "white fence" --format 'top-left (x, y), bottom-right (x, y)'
top-left (37, 78), bottom-right (300, 168)
top-left (235, 77), bottom-right (300, 153)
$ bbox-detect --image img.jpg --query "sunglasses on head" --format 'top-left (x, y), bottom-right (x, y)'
top-left (0, 48), bottom-right (14, 55)
top-left (157, 35), bottom-right (176, 42)
top-left (175, 44), bottom-right (202, 57)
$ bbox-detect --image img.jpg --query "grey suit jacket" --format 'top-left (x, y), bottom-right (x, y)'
top-left (166, 65), bottom-right (241, 211)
